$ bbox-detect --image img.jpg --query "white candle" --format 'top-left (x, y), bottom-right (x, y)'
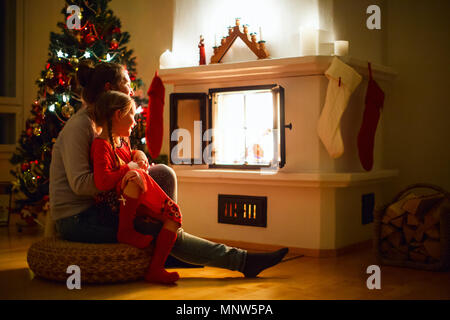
top-left (299, 27), bottom-right (318, 56)
top-left (214, 34), bottom-right (217, 47)
top-left (334, 40), bottom-right (349, 56)
top-left (259, 27), bottom-right (263, 41)
top-left (159, 49), bottom-right (174, 69)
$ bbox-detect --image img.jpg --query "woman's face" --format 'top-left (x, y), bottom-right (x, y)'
top-left (114, 101), bottom-right (137, 137)
top-left (112, 69), bottom-right (134, 96)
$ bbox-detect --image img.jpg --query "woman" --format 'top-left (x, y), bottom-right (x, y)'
top-left (49, 61), bottom-right (288, 278)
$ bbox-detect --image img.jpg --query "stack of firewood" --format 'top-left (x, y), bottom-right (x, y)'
top-left (379, 192), bottom-right (447, 264)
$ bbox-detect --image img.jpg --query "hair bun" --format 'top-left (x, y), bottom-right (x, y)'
top-left (77, 60), bottom-right (95, 87)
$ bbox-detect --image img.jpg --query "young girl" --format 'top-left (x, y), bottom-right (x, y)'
top-left (90, 90), bottom-right (181, 284)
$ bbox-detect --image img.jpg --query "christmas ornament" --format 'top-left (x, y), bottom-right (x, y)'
top-left (23, 171), bottom-right (38, 193)
top-left (33, 125), bottom-right (42, 136)
top-left (46, 69), bottom-right (54, 79)
top-left (20, 206), bottom-right (37, 226)
top-left (110, 38), bottom-right (119, 50)
top-left (21, 163), bottom-right (30, 171)
top-left (85, 33), bottom-right (96, 45)
top-left (46, 86), bottom-right (55, 95)
top-left (69, 57), bottom-right (79, 65)
top-left (61, 103), bottom-right (75, 118)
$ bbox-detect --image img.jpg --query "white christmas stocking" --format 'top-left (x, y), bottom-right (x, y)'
top-left (317, 57), bottom-right (362, 158)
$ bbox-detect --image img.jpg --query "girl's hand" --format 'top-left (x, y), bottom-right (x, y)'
top-left (133, 150), bottom-right (148, 163)
top-left (133, 150), bottom-right (149, 170)
top-left (127, 161), bottom-right (140, 170)
top-left (121, 170), bottom-right (147, 192)
top-left (136, 159), bottom-right (149, 170)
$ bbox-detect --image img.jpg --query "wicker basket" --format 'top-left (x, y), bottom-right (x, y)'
top-left (373, 183), bottom-right (450, 271)
top-left (27, 237), bottom-right (153, 284)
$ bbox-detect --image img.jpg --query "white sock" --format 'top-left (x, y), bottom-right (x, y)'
top-left (317, 57), bottom-right (362, 159)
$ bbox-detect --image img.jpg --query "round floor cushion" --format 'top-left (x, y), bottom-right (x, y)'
top-left (27, 237), bottom-right (153, 284)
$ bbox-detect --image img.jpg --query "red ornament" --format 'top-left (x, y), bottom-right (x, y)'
top-left (85, 34), bottom-right (96, 45)
top-left (112, 27), bottom-right (121, 34)
top-left (110, 39), bottom-right (119, 50)
top-left (21, 163), bottom-right (30, 171)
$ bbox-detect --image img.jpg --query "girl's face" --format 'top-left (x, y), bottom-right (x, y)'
top-left (112, 69), bottom-right (134, 96)
top-left (113, 101), bottom-right (137, 137)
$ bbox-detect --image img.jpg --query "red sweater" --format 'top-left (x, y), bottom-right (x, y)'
top-left (90, 138), bottom-right (133, 192)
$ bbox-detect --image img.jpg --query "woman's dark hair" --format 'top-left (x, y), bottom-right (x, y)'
top-left (77, 61), bottom-right (124, 105)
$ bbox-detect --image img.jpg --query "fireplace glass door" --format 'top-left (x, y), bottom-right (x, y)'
top-left (208, 84), bottom-right (286, 169)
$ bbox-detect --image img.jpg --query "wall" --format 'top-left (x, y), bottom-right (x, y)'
top-left (330, 0), bottom-right (386, 65)
top-left (383, 0), bottom-right (450, 196)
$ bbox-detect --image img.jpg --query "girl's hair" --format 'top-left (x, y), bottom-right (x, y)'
top-left (93, 90), bottom-right (134, 168)
top-left (77, 61), bottom-right (125, 105)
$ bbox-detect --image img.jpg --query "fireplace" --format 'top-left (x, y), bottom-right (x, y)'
top-left (159, 56), bottom-right (398, 257)
top-left (170, 84), bottom-right (287, 170)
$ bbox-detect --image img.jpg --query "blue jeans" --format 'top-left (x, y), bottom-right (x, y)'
top-left (55, 164), bottom-right (246, 272)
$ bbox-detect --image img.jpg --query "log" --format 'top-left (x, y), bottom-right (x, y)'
top-left (387, 231), bottom-right (403, 248)
top-left (423, 239), bottom-right (441, 260)
top-left (409, 241), bottom-right (422, 248)
top-left (403, 225), bottom-right (416, 243)
top-left (384, 193), bottom-right (418, 222)
top-left (414, 224), bottom-right (426, 242)
top-left (397, 244), bottom-right (409, 254)
top-left (424, 225), bottom-right (440, 240)
top-left (381, 224), bottom-right (396, 239)
top-left (409, 250), bottom-right (427, 263)
top-left (407, 213), bottom-right (420, 226)
top-left (402, 193), bottom-right (445, 218)
top-left (384, 247), bottom-right (408, 261)
top-left (423, 203), bottom-right (442, 229)
top-left (382, 214), bottom-right (392, 224)
top-left (390, 215), bottom-right (404, 228)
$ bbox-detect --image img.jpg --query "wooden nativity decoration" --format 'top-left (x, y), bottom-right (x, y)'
top-left (210, 18), bottom-right (270, 64)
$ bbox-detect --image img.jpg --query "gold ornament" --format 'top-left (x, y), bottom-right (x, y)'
top-left (46, 69), bottom-right (54, 79)
top-left (46, 86), bottom-right (54, 95)
top-left (62, 103), bottom-right (75, 118)
top-left (69, 57), bottom-right (79, 64)
top-left (33, 125), bottom-right (42, 136)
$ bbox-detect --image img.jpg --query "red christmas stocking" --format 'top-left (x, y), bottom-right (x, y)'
top-left (357, 63), bottom-right (385, 171)
top-left (146, 72), bottom-right (165, 159)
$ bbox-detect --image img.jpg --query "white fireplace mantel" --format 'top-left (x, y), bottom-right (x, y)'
top-left (158, 56), bottom-right (397, 85)
top-left (174, 168), bottom-right (399, 188)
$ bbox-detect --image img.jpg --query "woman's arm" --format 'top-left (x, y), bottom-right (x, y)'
top-left (58, 112), bottom-right (99, 196)
top-left (91, 139), bottom-right (131, 191)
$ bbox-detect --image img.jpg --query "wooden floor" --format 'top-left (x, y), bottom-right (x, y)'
top-left (0, 223), bottom-right (449, 300)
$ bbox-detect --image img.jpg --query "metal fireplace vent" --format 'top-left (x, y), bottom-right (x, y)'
top-left (218, 194), bottom-right (267, 227)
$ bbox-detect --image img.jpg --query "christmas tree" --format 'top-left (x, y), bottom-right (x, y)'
top-left (9, 0), bottom-right (164, 225)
